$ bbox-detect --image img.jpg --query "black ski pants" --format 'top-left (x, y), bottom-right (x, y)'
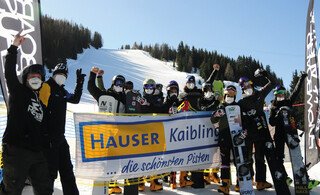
top-left (45, 138), bottom-right (79, 195)
top-left (246, 133), bottom-right (267, 182)
top-left (273, 129), bottom-right (288, 177)
top-left (0, 144), bottom-right (53, 195)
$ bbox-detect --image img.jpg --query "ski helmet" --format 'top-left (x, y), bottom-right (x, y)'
top-left (53, 63), bottom-right (68, 78)
top-left (224, 85), bottom-right (237, 97)
top-left (202, 82), bottom-right (212, 92)
top-left (186, 75), bottom-right (195, 83)
top-left (166, 80), bottom-right (179, 91)
top-left (143, 78), bottom-right (156, 89)
top-left (112, 75), bottom-right (125, 87)
top-left (238, 76), bottom-right (253, 89)
top-left (273, 85), bottom-right (286, 95)
top-left (22, 64), bottom-right (46, 85)
top-left (156, 83), bottom-right (163, 91)
top-left (124, 81), bottom-right (133, 90)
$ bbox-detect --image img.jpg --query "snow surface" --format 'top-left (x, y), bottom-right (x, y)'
top-left (1, 47), bottom-right (318, 194)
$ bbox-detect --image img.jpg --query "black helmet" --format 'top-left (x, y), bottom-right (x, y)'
top-left (53, 63), bottom-right (68, 77)
top-left (166, 80), bottom-right (179, 91)
top-left (238, 76), bottom-right (253, 89)
top-left (156, 83), bottom-right (163, 91)
top-left (274, 85), bottom-right (286, 95)
top-left (112, 75), bottom-right (125, 87)
top-left (186, 75), bottom-right (195, 83)
top-left (202, 82), bottom-right (212, 92)
top-left (124, 81), bottom-right (133, 90)
top-left (22, 64), bottom-right (45, 85)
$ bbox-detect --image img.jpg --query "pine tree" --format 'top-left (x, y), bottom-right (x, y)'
top-left (289, 70), bottom-right (305, 129)
top-left (224, 63), bottom-right (235, 81)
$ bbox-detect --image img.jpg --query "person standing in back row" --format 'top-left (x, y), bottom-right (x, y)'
top-left (39, 62), bottom-right (86, 194)
top-left (0, 33), bottom-right (53, 194)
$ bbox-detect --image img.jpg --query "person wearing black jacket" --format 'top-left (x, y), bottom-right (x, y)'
top-left (88, 67), bottom-right (126, 114)
top-left (211, 85), bottom-right (241, 194)
top-left (39, 62), bottom-right (85, 194)
top-left (269, 72), bottom-right (307, 185)
top-left (178, 75), bottom-right (205, 188)
top-left (237, 69), bottom-right (274, 191)
top-left (87, 67), bottom-right (126, 194)
top-left (0, 34), bottom-right (53, 194)
top-left (139, 78), bottom-right (164, 192)
top-left (198, 82), bottom-right (221, 185)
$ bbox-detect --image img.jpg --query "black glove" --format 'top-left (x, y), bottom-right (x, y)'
top-left (76, 68), bottom-right (86, 85)
top-left (300, 71), bottom-right (308, 79)
top-left (254, 68), bottom-right (267, 77)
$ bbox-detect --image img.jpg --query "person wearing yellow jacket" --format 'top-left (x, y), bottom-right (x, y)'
top-left (39, 63), bottom-right (85, 195)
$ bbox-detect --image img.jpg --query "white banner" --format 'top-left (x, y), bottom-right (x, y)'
top-left (74, 111), bottom-right (220, 181)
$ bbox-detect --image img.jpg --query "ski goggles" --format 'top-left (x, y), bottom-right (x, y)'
top-left (274, 90), bottom-right (286, 95)
top-left (143, 84), bottom-right (155, 89)
top-left (114, 80), bottom-right (124, 87)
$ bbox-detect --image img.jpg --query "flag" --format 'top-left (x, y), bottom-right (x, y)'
top-left (0, 0), bottom-right (43, 107)
top-left (305, 0), bottom-right (320, 168)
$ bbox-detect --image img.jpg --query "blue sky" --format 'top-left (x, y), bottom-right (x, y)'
top-left (41, 0), bottom-right (315, 88)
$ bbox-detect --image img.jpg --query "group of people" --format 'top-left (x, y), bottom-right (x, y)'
top-left (0, 33), bottom-right (310, 195)
top-left (1, 34), bottom-right (84, 194)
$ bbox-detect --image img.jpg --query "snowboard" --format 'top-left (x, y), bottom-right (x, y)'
top-left (225, 105), bottom-right (255, 195)
top-left (279, 106), bottom-right (311, 195)
top-left (98, 95), bottom-right (125, 113)
top-left (125, 90), bottom-right (142, 113)
top-left (255, 115), bottom-right (292, 194)
top-left (212, 80), bottom-right (224, 101)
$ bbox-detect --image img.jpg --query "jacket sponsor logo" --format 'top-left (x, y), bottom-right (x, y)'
top-left (27, 98), bottom-right (43, 122)
top-left (81, 122), bottom-right (165, 160)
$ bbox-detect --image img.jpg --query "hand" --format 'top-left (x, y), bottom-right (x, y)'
top-left (97, 69), bottom-right (104, 76)
top-left (13, 31), bottom-right (25, 47)
top-left (212, 63), bottom-right (220, 71)
top-left (169, 106), bottom-right (178, 114)
top-left (76, 68), bottom-right (86, 84)
top-left (91, 67), bottom-right (99, 74)
top-left (254, 68), bottom-right (267, 77)
top-left (300, 71), bottom-right (307, 78)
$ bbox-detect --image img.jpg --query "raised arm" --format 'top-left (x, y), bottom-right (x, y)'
top-left (5, 34), bottom-right (25, 94)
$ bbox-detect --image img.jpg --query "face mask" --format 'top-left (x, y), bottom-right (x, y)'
top-left (244, 88), bottom-right (253, 96)
top-left (54, 74), bottom-right (67, 86)
top-left (154, 89), bottom-right (160, 95)
top-left (277, 97), bottom-right (285, 102)
top-left (125, 89), bottom-right (131, 94)
top-left (28, 77), bottom-right (42, 90)
top-left (225, 96), bottom-right (235, 104)
top-left (170, 93), bottom-right (177, 97)
top-left (113, 85), bottom-right (123, 93)
top-left (145, 89), bottom-right (153, 95)
top-left (186, 83), bottom-right (195, 90)
top-left (204, 91), bottom-right (213, 99)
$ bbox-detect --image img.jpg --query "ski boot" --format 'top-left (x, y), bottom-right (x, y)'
top-left (150, 179), bottom-right (163, 191)
top-left (256, 181), bottom-right (272, 191)
top-left (138, 183), bottom-right (145, 192)
top-left (210, 172), bottom-right (221, 184)
top-left (138, 177), bottom-right (145, 192)
top-left (108, 186), bottom-right (122, 194)
top-left (179, 171), bottom-right (193, 187)
top-left (308, 179), bottom-right (320, 190)
top-left (218, 179), bottom-right (230, 194)
top-left (169, 172), bottom-right (177, 189)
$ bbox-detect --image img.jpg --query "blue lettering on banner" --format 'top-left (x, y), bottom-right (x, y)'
top-left (170, 124), bottom-right (214, 142)
top-left (121, 152), bottom-right (211, 173)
